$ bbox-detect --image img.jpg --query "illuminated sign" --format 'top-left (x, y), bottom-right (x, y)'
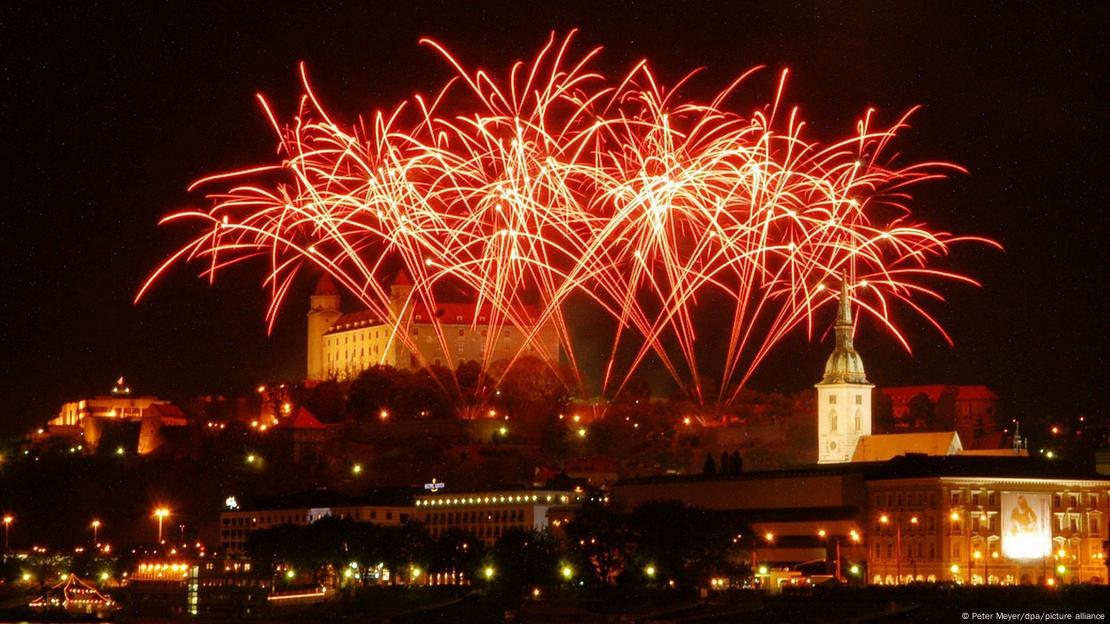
top-left (1001, 492), bottom-right (1051, 559)
top-left (424, 479), bottom-right (445, 492)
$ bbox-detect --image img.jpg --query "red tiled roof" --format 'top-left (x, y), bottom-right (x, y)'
top-left (326, 302), bottom-right (544, 334)
top-left (314, 273), bottom-right (340, 296)
top-left (279, 407), bottom-right (328, 430)
top-left (393, 268), bottom-right (412, 287)
top-left (327, 310), bottom-right (383, 332)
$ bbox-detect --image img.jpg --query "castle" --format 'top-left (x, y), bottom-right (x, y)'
top-left (306, 272), bottom-right (562, 381)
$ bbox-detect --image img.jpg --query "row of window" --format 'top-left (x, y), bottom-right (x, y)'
top-left (423, 509), bottom-right (527, 524)
top-left (430, 524), bottom-right (517, 540)
top-left (874, 490), bottom-right (1104, 510)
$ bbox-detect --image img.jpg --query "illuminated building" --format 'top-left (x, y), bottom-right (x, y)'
top-left (43, 377), bottom-right (186, 454)
top-left (128, 559), bottom-right (269, 617)
top-left (28, 573), bottom-right (115, 616)
top-left (613, 454), bottom-right (1110, 585)
top-left (865, 455), bottom-right (1108, 585)
top-left (816, 281), bottom-right (874, 464)
top-left (272, 407), bottom-right (330, 462)
top-left (219, 490), bottom-right (413, 555)
top-left (815, 284), bottom-right (1005, 464)
top-left (306, 271), bottom-right (561, 381)
top-left (414, 489), bottom-right (584, 545)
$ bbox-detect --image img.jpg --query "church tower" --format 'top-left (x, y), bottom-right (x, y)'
top-left (306, 274), bottom-right (342, 381)
top-left (816, 280), bottom-right (874, 463)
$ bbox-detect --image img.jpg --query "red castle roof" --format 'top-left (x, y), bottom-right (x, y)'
top-left (314, 273), bottom-right (340, 297)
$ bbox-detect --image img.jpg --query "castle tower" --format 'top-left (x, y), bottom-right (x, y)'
top-left (386, 268), bottom-right (415, 368)
top-left (306, 274), bottom-right (342, 381)
top-left (816, 279), bottom-right (874, 463)
top-left (389, 268), bottom-right (413, 316)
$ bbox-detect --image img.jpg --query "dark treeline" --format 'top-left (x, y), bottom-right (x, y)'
top-left (246, 501), bottom-right (747, 597)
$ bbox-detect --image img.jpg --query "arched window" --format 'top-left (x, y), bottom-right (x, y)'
top-left (830, 410), bottom-right (838, 432)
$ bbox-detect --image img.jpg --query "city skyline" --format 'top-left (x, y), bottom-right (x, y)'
top-left (2, 2), bottom-right (1106, 439)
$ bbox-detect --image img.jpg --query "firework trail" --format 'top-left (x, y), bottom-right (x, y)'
top-left (138, 31), bottom-right (997, 403)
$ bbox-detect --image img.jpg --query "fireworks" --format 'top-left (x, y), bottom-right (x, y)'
top-left (138, 31), bottom-right (996, 402)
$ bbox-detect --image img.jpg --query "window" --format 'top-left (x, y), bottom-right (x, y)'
top-left (988, 492), bottom-right (997, 507)
top-left (855, 394), bottom-right (863, 405)
top-left (830, 413), bottom-right (838, 431)
top-left (1090, 494), bottom-right (1100, 507)
top-left (1054, 494), bottom-right (1062, 508)
top-left (951, 491), bottom-right (961, 505)
top-left (829, 395), bottom-right (837, 405)
top-left (855, 413), bottom-right (861, 431)
top-left (1069, 494), bottom-right (1079, 508)
top-left (972, 492), bottom-right (980, 506)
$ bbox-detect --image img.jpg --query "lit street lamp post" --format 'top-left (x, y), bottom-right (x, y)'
top-left (2, 515), bottom-right (12, 553)
top-left (950, 509), bottom-right (971, 583)
top-left (153, 508), bottom-right (170, 543)
top-left (91, 519), bottom-right (101, 545)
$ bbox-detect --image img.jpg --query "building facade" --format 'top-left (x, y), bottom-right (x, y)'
top-left (306, 272), bottom-right (562, 381)
top-left (866, 471), bottom-right (1108, 585)
top-left (44, 378), bottom-right (186, 454)
top-left (414, 489), bottom-right (584, 545)
top-left (612, 455), bottom-right (1110, 586)
top-left (219, 494), bottom-right (412, 555)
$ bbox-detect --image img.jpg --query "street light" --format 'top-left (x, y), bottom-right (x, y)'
top-left (153, 508), bottom-right (170, 543)
top-left (644, 564), bottom-right (657, 579)
top-left (483, 565), bottom-right (495, 580)
top-left (949, 510), bottom-right (970, 583)
top-left (560, 565), bottom-right (574, 581)
top-left (91, 519), bottom-right (101, 544)
top-left (878, 513), bottom-right (902, 583)
top-left (2, 515), bottom-right (12, 553)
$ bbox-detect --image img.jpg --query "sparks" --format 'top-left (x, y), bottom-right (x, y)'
top-left (139, 31), bottom-right (997, 403)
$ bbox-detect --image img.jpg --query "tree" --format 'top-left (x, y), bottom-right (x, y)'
top-left (908, 393), bottom-right (935, 430)
top-left (492, 529), bottom-right (561, 596)
top-left (347, 365), bottom-right (405, 421)
top-left (730, 450), bottom-right (743, 473)
top-left (430, 528), bottom-right (485, 579)
top-left (492, 356), bottom-right (572, 420)
top-left (564, 502), bottom-right (631, 585)
top-left (702, 453), bottom-right (717, 475)
top-left (303, 380), bottom-right (347, 423)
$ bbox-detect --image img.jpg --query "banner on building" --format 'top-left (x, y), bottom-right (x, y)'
top-left (1000, 492), bottom-right (1051, 559)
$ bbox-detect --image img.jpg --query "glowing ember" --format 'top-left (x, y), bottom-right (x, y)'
top-left (139, 31), bottom-right (996, 401)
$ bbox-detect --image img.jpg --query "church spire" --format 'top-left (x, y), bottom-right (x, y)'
top-left (835, 278), bottom-right (854, 351)
top-left (821, 276), bottom-right (868, 384)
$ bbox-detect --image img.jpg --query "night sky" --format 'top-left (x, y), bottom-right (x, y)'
top-left (2, 1), bottom-right (1106, 438)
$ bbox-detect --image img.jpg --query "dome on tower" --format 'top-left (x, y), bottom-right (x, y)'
top-left (823, 345), bottom-right (868, 384)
